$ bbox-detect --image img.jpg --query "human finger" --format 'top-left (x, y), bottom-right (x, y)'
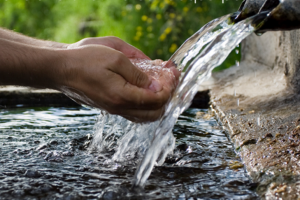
top-left (111, 54), bottom-right (163, 92)
top-left (114, 39), bottom-right (150, 59)
top-left (163, 61), bottom-right (181, 83)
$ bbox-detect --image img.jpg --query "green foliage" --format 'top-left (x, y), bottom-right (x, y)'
top-left (121, 0), bottom-right (243, 70)
top-left (0, 0), bottom-right (56, 39)
top-left (0, 0), bottom-right (243, 71)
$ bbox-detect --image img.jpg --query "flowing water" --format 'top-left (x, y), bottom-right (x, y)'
top-left (89, 14), bottom-right (260, 187)
top-left (0, 106), bottom-right (258, 199)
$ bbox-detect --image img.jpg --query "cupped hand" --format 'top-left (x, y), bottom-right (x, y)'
top-left (67, 36), bottom-right (150, 60)
top-left (57, 45), bottom-right (179, 122)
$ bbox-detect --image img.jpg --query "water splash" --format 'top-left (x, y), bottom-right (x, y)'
top-left (134, 15), bottom-right (259, 186)
top-left (90, 14), bottom-right (264, 187)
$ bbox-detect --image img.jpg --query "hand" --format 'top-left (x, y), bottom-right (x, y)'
top-left (68, 36), bottom-right (181, 81)
top-left (0, 30), bottom-right (179, 122)
top-left (57, 45), bottom-right (178, 122)
top-left (67, 36), bottom-right (150, 60)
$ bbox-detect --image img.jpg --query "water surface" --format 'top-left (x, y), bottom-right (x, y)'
top-left (0, 106), bottom-right (258, 199)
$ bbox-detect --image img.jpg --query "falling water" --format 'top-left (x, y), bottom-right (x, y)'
top-left (90, 13), bottom-right (266, 187)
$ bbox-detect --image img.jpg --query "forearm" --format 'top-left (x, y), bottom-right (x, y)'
top-left (0, 38), bottom-right (64, 89)
top-left (0, 27), bottom-right (68, 49)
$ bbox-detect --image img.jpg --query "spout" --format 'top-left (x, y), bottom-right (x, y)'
top-left (258, 0), bottom-right (300, 32)
top-left (231, 0), bottom-right (300, 32)
top-left (231, 0), bottom-right (279, 22)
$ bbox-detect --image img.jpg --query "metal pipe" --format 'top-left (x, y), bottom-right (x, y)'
top-left (259, 0), bottom-right (300, 31)
top-left (231, 0), bottom-right (270, 22)
top-left (231, 0), bottom-right (300, 32)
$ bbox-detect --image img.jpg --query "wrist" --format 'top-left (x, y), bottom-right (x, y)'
top-left (48, 48), bottom-right (79, 91)
top-left (44, 41), bottom-right (69, 49)
top-left (37, 48), bottom-right (69, 90)
top-left (15, 47), bottom-right (66, 90)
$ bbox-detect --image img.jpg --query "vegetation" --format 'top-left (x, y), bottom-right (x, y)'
top-left (0, 0), bottom-right (243, 70)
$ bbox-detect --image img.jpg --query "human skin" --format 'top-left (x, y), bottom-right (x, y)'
top-left (0, 28), bottom-right (180, 122)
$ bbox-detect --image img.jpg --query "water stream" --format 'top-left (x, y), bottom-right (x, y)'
top-left (89, 14), bottom-right (259, 187)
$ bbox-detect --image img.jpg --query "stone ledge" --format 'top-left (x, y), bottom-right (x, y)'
top-left (208, 30), bottom-right (300, 199)
top-left (0, 86), bottom-right (78, 108)
top-left (210, 90), bottom-right (300, 199)
top-left (0, 86), bottom-right (209, 109)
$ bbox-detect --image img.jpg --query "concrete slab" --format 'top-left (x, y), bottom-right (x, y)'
top-left (209, 31), bottom-right (300, 199)
top-left (0, 86), bottom-right (78, 108)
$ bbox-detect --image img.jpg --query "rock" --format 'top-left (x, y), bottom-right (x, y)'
top-left (24, 170), bottom-right (42, 178)
top-left (49, 140), bottom-right (59, 145)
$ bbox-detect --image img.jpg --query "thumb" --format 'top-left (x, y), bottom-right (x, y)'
top-left (112, 54), bottom-right (162, 92)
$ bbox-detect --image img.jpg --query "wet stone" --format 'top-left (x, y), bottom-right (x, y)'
top-left (223, 179), bottom-right (246, 187)
top-left (24, 170), bottom-right (43, 178)
top-left (49, 140), bottom-right (59, 146)
top-left (177, 143), bottom-right (189, 151)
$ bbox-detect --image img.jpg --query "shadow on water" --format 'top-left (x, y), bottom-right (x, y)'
top-left (0, 106), bottom-right (258, 199)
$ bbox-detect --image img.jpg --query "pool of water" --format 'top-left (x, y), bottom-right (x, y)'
top-left (0, 106), bottom-right (258, 199)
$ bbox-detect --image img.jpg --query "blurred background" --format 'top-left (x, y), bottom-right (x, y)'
top-left (0, 0), bottom-right (243, 71)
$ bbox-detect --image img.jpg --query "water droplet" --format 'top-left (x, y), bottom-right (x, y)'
top-left (237, 99), bottom-right (239, 107)
top-left (235, 49), bottom-right (239, 54)
top-left (257, 116), bottom-right (260, 126)
top-left (235, 60), bottom-right (240, 67)
top-left (234, 89), bottom-right (236, 97)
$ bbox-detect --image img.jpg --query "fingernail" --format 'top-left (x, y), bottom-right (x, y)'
top-left (149, 79), bottom-right (162, 92)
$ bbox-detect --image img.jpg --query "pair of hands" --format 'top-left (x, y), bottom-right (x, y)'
top-left (59, 37), bottom-right (180, 122)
